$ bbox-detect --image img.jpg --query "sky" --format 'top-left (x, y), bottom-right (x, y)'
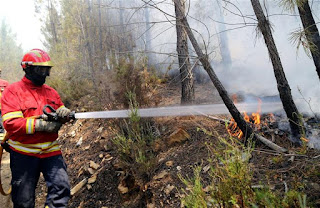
top-left (0, 0), bottom-right (43, 51)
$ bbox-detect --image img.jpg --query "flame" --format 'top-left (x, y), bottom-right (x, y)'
top-left (300, 137), bottom-right (309, 143)
top-left (243, 112), bottom-right (250, 122)
top-left (227, 118), bottom-right (244, 139)
top-left (227, 96), bottom-right (262, 139)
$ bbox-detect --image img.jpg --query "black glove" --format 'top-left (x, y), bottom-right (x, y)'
top-left (35, 119), bottom-right (62, 132)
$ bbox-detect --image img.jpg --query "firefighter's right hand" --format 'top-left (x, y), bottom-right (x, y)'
top-left (35, 119), bottom-right (62, 133)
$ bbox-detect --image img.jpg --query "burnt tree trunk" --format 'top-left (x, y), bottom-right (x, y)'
top-left (250, 0), bottom-right (304, 143)
top-left (173, 0), bottom-right (253, 139)
top-left (174, 0), bottom-right (195, 104)
top-left (297, 0), bottom-right (320, 80)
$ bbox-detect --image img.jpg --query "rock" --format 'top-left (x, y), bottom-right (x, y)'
top-left (97, 127), bottom-right (104, 133)
top-left (165, 161), bottom-right (174, 167)
top-left (84, 145), bottom-right (90, 150)
top-left (76, 137), bottom-right (83, 147)
top-left (103, 156), bottom-right (113, 162)
top-left (167, 128), bottom-right (190, 146)
top-left (78, 201), bottom-right (85, 208)
top-left (176, 166), bottom-right (182, 171)
top-left (86, 184), bottom-right (92, 190)
top-left (147, 203), bottom-right (155, 208)
top-left (102, 154), bottom-right (113, 163)
top-left (118, 183), bottom-right (129, 194)
top-left (158, 157), bottom-right (165, 163)
top-left (203, 165), bottom-right (210, 173)
top-left (70, 131), bottom-right (76, 137)
top-left (164, 184), bottom-right (175, 195)
top-left (87, 167), bottom-right (95, 175)
top-left (99, 154), bottom-right (104, 158)
top-left (88, 174), bottom-right (97, 184)
top-left (153, 171), bottom-right (169, 180)
top-left (89, 161), bottom-right (100, 170)
top-left (309, 183), bottom-right (320, 191)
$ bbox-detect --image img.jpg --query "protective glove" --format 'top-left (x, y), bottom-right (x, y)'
top-left (35, 119), bottom-right (62, 133)
top-left (56, 106), bottom-right (71, 118)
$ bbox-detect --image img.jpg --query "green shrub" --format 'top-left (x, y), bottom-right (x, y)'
top-left (111, 92), bottom-right (158, 181)
top-left (179, 131), bottom-right (308, 208)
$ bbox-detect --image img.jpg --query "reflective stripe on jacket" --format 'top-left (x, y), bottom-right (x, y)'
top-left (1, 76), bottom-right (64, 158)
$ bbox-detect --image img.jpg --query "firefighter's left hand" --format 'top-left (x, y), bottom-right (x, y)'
top-left (56, 106), bottom-right (71, 118)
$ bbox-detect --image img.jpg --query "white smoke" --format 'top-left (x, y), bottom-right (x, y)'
top-left (143, 0), bottom-right (320, 114)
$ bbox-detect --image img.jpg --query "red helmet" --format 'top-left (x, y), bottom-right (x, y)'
top-left (21, 49), bottom-right (53, 69)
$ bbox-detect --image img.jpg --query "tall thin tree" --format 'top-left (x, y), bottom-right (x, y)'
top-left (174, 0), bottom-right (195, 104)
top-left (251, 0), bottom-right (304, 143)
top-left (295, 0), bottom-right (320, 80)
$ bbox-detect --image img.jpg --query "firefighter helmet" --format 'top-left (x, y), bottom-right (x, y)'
top-left (21, 49), bottom-right (53, 69)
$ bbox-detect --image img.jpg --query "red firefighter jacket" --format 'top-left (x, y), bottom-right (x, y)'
top-left (1, 76), bottom-right (65, 158)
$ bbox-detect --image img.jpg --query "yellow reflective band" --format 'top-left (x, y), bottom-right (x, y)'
top-left (8, 140), bottom-right (58, 149)
top-left (32, 61), bottom-right (53, 67)
top-left (26, 118), bottom-right (35, 134)
top-left (30, 50), bottom-right (42, 58)
top-left (2, 111), bottom-right (23, 122)
top-left (42, 145), bottom-right (61, 154)
top-left (8, 140), bottom-right (60, 154)
top-left (58, 105), bottom-right (65, 110)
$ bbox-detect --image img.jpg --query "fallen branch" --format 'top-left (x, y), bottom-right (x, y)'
top-left (254, 134), bottom-right (287, 153)
top-left (70, 162), bottom-right (107, 196)
top-left (70, 178), bottom-right (88, 196)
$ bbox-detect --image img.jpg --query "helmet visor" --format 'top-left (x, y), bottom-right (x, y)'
top-left (34, 66), bottom-right (51, 76)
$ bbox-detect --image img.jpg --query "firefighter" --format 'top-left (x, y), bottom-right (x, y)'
top-left (1, 49), bottom-right (71, 208)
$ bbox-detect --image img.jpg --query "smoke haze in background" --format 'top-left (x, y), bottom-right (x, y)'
top-left (142, 0), bottom-right (320, 114)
